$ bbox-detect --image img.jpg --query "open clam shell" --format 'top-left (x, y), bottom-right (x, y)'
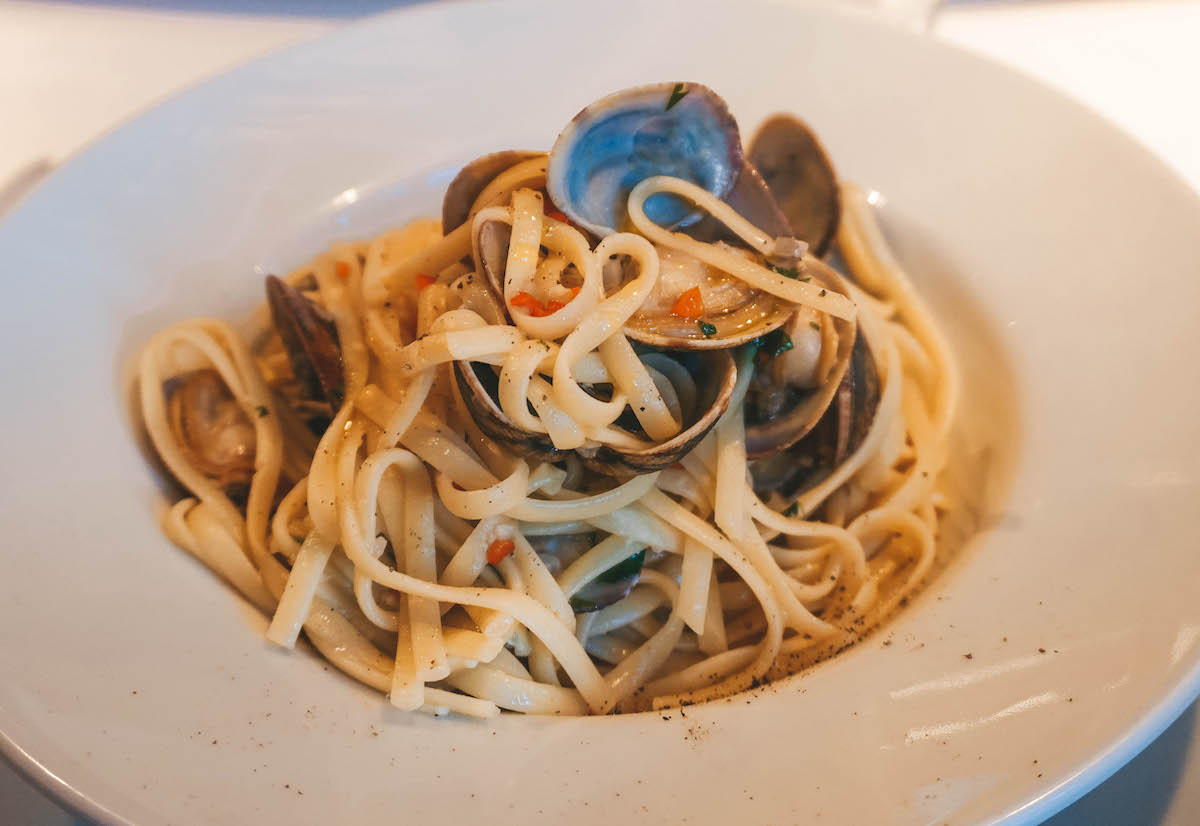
top-left (689, 158), bottom-right (794, 245)
top-left (442, 150), bottom-right (544, 234)
top-left (478, 86), bottom-right (823, 354)
top-left (622, 284), bottom-right (795, 352)
top-left (743, 258), bottom-right (858, 459)
top-left (747, 114), bottom-right (840, 257)
top-left (454, 348), bottom-right (736, 478)
top-left (473, 208), bottom-right (793, 353)
top-left (453, 358), bottom-right (566, 466)
top-left (547, 82), bottom-right (743, 238)
top-left (725, 159), bottom-right (794, 240)
top-left (166, 369), bottom-right (257, 490)
top-left (265, 274), bottom-right (344, 411)
top-left (474, 216), bottom-right (513, 304)
top-left (749, 329), bottom-right (880, 500)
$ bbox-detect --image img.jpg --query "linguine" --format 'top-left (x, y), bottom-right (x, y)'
top-left (138, 88), bottom-right (956, 719)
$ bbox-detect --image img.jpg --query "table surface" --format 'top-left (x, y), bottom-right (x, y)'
top-left (2, 1), bottom-right (1198, 823)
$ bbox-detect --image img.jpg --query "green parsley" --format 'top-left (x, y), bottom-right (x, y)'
top-left (756, 328), bottom-right (794, 360)
top-left (255, 405), bottom-right (269, 418)
top-left (767, 262), bottom-right (811, 282)
top-left (783, 502), bottom-right (800, 518)
top-left (697, 320), bottom-right (717, 338)
top-left (809, 321), bottom-right (821, 331)
top-left (568, 549), bottom-right (646, 614)
top-left (665, 83), bottom-right (689, 111)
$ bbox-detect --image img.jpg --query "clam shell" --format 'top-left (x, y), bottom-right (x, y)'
top-left (623, 287), bottom-right (794, 352)
top-left (454, 348), bottom-right (736, 478)
top-left (441, 150), bottom-right (543, 234)
top-left (743, 258), bottom-right (857, 459)
top-left (265, 275), bottom-right (344, 410)
top-left (747, 114), bottom-right (840, 257)
top-left (689, 158), bottom-right (794, 245)
top-left (454, 359), bottom-right (566, 465)
top-left (166, 369), bottom-right (257, 490)
top-left (748, 329), bottom-right (880, 500)
top-left (547, 82), bottom-right (742, 237)
top-left (580, 349), bottom-right (737, 477)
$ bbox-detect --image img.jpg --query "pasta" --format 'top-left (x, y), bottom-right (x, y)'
top-left (138, 83), bottom-right (956, 717)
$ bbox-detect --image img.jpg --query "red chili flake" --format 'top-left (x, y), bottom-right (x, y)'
top-left (486, 539), bottom-right (515, 565)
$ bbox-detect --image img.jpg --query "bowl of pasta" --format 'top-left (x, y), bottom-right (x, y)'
top-left (2, 1), bottom-right (1199, 824)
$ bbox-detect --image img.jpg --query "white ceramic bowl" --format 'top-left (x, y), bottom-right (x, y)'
top-left (3, 2), bottom-right (1200, 823)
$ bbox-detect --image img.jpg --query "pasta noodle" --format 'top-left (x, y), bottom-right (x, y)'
top-left (137, 87), bottom-right (956, 718)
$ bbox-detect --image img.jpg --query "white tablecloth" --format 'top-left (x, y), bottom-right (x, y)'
top-left (2, 1), bottom-right (1198, 823)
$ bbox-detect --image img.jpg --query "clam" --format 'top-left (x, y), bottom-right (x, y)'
top-left (469, 210), bottom-right (791, 352)
top-left (686, 154), bottom-right (794, 245)
top-left (265, 275), bottom-right (344, 412)
top-left (454, 86), bottom-right (850, 475)
top-left (747, 114), bottom-right (840, 257)
top-left (473, 217), bottom-right (514, 302)
top-left (721, 159), bottom-right (794, 240)
top-left (744, 258), bottom-right (857, 459)
top-left (453, 358), bottom-right (566, 466)
top-left (547, 82), bottom-right (743, 238)
top-left (620, 243), bottom-right (795, 351)
top-left (454, 347), bottom-right (736, 478)
top-left (167, 369), bottom-right (256, 489)
top-left (441, 150), bottom-right (546, 235)
top-left (749, 329), bottom-right (881, 499)
top-left (544, 83), bottom-right (811, 351)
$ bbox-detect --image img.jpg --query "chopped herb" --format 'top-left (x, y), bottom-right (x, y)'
top-left (255, 405), bottom-right (269, 418)
top-left (665, 83), bottom-right (688, 111)
top-left (766, 262), bottom-right (814, 283)
top-left (569, 549), bottom-right (646, 613)
top-left (697, 320), bottom-right (717, 338)
top-left (783, 502), bottom-right (800, 518)
top-left (603, 549), bottom-right (646, 582)
top-left (755, 328), bottom-right (794, 361)
top-left (809, 321), bottom-right (821, 331)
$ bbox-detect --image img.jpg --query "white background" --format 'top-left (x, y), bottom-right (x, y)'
top-left (1, 1), bottom-right (1197, 823)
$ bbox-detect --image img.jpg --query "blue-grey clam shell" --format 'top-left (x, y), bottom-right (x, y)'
top-left (547, 83), bottom-right (743, 237)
